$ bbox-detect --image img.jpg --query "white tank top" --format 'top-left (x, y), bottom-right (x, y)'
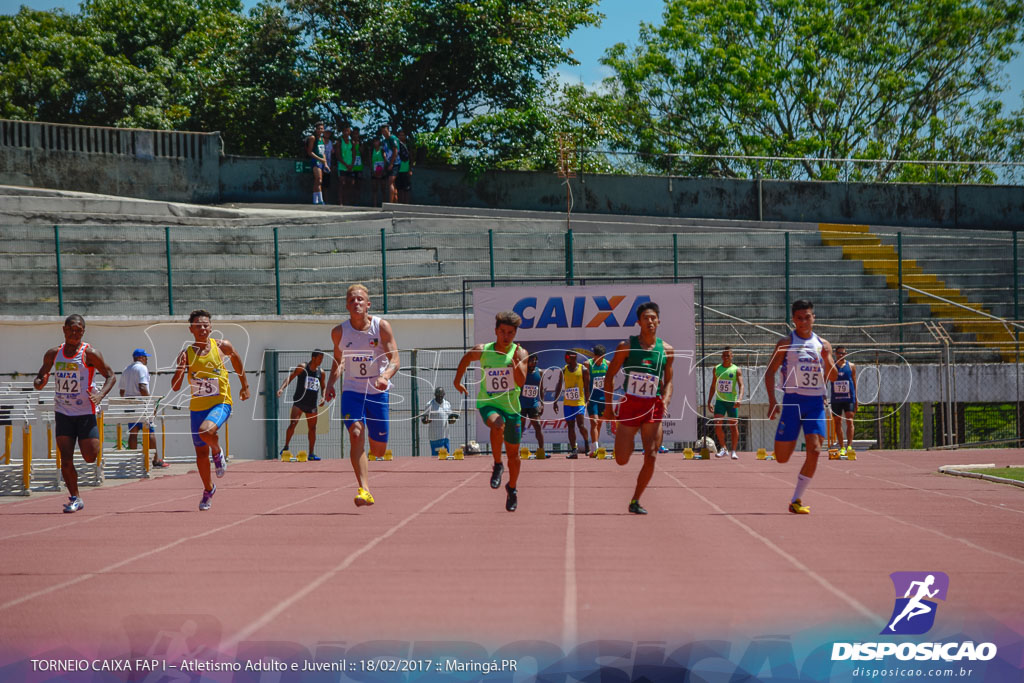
top-left (53, 342), bottom-right (98, 415)
top-left (780, 331), bottom-right (826, 397)
top-left (340, 316), bottom-right (390, 394)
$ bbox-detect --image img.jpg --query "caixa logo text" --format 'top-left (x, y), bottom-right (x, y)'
top-left (831, 642), bottom-right (997, 662)
top-left (513, 295), bottom-right (652, 329)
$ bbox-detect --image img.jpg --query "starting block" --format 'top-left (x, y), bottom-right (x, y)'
top-left (756, 448), bottom-right (776, 461)
top-left (453, 448), bottom-right (464, 460)
top-left (699, 446), bottom-right (711, 460)
top-left (296, 450), bottom-right (308, 462)
top-left (437, 447), bottom-right (449, 460)
top-left (595, 447), bottom-right (608, 460)
top-left (383, 449), bottom-right (393, 461)
top-left (536, 448), bottom-right (547, 459)
top-left (520, 446), bottom-right (531, 460)
top-left (683, 447), bottom-right (695, 460)
top-left (281, 450), bottom-right (294, 462)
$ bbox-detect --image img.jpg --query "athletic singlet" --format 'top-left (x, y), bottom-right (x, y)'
top-left (622, 336), bottom-right (666, 399)
top-left (477, 342), bottom-right (521, 414)
top-left (54, 342), bottom-right (97, 416)
top-left (372, 148), bottom-right (385, 175)
top-left (562, 365), bottom-right (585, 406)
top-left (293, 365), bottom-right (323, 406)
top-left (714, 363), bottom-right (739, 402)
top-left (780, 331), bottom-right (826, 397)
top-left (312, 135), bottom-right (326, 161)
top-left (187, 338), bottom-right (232, 411)
top-left (341, 316), bottom-right (389, 395)
top-left (352, 141), bottom-right (363, 170)
top-left (520, 369), bottom-right (542, 408)
top-left (338, 139), bottom-right (354, 168)
top-left (831, 362), bottom-right (855, 402)
top-left (587, 358), bottom-right (608, 401)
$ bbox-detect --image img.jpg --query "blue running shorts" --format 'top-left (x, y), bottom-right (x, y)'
top-left (775, 393), bottom-right (826, 442)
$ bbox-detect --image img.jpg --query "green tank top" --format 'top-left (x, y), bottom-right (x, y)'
top-left (623, 336), bottom-right (666, 398)
top-left (588, 358), bottom-right (608, 398)
top-left (338, 139), bottom-right (354, 167)
top-left (352, 142), bottom-right (363, 170)
top-left (714, 363), bottom-right (739, 402)
top-left (477, 342), bottom-right (521, 413)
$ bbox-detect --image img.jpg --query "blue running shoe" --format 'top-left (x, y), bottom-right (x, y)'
top-left (212, 450), bottom-right (226, 478)
top-left (63, 496), bottom-right (83, 513)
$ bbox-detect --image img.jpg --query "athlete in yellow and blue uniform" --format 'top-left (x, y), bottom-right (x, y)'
top-left (171, 310), bottom-right (250, 511)
top-left (554, 351), bottom-right (590, 458)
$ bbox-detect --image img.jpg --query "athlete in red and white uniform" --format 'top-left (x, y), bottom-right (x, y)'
top-left (34, 314), bottom-right (116, 513)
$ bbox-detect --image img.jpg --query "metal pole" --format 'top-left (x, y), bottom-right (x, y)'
top-left (566, 230), bottom-right (574, 285)
top-left (273, 227), bottom-right (282, 315)
top-left (673, 234), bottom-right (679, 283)
top-left (488, 229), bottom-right (495, 287)
top-left (380, 227), bottom-right (388, 313)
top-left (264, 350), bottom-right (278, 459)
top-left (53, 225), bottom-right (64, 316)
top-left (410, 349), bottom-right (419, 457)
top-left (898, 232), bottom-right (904, 353)
top-left (164, 226), bottom-right (174, 316)
top-left (784, 232), bottom-right (790, 320)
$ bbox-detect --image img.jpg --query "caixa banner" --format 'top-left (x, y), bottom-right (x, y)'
top-left (471, 284), bottom-right (698, 448)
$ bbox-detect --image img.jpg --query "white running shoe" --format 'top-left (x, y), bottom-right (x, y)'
top-left (716, 447), bottom-right (728, 458)
top-left (730, 450), bottom-right (738, 460)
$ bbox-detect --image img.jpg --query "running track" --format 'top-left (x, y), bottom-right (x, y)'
top-left (1, 449), bottom-right (1022, 673)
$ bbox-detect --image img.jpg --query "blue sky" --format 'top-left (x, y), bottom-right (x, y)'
top-left (2, 0), bottom-right (1022, 110)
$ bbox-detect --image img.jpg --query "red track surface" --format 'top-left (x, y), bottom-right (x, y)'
top-left (1, 449), bottom-right (1022, 667)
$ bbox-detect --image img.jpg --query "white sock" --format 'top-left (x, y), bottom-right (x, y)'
top-left (312, 193), bottom-right (318, 203)
top-left (792, 473), bottom-right (811, 502)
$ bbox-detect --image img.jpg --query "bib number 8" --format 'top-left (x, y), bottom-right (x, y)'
top-left (347, 355), bottom-right (374, 378)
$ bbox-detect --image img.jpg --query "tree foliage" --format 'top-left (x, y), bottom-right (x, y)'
top-left (0, 0), bottom-right (316, 155)
top-left (289, 0), bottom-right (600, 134)
top-left (601, 0), bottom-right (1024, 182)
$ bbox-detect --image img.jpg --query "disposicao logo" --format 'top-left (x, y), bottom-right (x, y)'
top-left (883, 571), bottom-right (948, 635)
top-left (513, 295), bottom-right (652, 329)
top-left (831, 571), bottom-right (998, 663)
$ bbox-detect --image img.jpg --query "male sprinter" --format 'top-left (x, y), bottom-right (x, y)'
top-left (454, 311), bottom-right (528, 511)
top-left (324, 284), bottom-right (400, 507)
top-left (34, 314), bottom-right (116, 512)
top-left (707, 347), bottom-right (743, 459)
top-left (602, 302), bottom-right (674, 514)
top-left (276, 350), bottom-right (326, 461)
top-left (830, 346), bottom-right (857, 457)
top-left (553, 351), bottom-right (590, 458)
top-left (519, 354), bottom-right (546, 457)
top-left (765, 300), bottom-right (837, 514)
top-left (171, 310), bottom-right (250, 511)
top-left (586, 345), bottom-right (609, 457)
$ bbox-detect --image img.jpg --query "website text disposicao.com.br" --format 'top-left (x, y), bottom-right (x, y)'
top-left (850, 665), bottom-right (978, 678)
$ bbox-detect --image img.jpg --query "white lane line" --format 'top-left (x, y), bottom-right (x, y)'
top-left (0, 483), bottom-right (347, 612)
top-left (0, 473), bottom-right (287, 542)
top-left (843, 469), bottom-right (1024, 515)
top-left (662, 470), bottom-right (881, 626)
top-left (756, 470), bottom-right (1024, 567)
top-left (222, 472), bottom-right (480, 651)
top-left (563, 468), bottom-right (578, 651)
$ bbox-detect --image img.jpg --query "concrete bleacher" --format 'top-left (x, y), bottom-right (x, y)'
top-left (0, 189), bottom-right (1017, 359)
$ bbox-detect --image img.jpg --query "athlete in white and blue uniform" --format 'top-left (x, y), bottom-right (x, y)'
top-left (765, 300), bottom-right (837, 515)
top-left (325, 284), bottom-right (400, 508)
top-left (830, 346), bottom-right (857, 457)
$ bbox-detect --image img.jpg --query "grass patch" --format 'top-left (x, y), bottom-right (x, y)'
top-left (969, 466), bottom-right (1024, 483)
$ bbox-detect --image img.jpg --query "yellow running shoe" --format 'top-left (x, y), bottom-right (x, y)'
top-left (847, 447), bottom-right (856, 459)
top-left (838, 446), bottom-right (847, 457)
top-left (788, 498), bottom-right (810, 514)
top-left (354, 488), bottom-right (375, 507)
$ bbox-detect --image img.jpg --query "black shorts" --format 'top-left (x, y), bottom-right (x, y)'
top-left (350, 170), bottom-right (363, 180)
top-left (55, 412), bottom-right (99, 440)
top-left (396, 172), bottom-right (411, 190)
top-left (293, 402), bottom-right (318, 416)
top-left (830, 401), bottom-right (854, 416)
top-left (520, 405), bottom-right (542, 419)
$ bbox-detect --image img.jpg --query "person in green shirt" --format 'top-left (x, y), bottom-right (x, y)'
top-left (706, 347), bottom-right (744, 459)
top-left (336, 124), bottom-right (355, 206)
top-left (395, 128), bottom-right (413, 203)
top-left (454, 311), bottom-right (529, 512)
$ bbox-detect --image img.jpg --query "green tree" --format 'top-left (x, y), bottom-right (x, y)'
top-left (290, 0), bottom-right (600, 135)
top-left (601, 0), bottom-right (1024, 182)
